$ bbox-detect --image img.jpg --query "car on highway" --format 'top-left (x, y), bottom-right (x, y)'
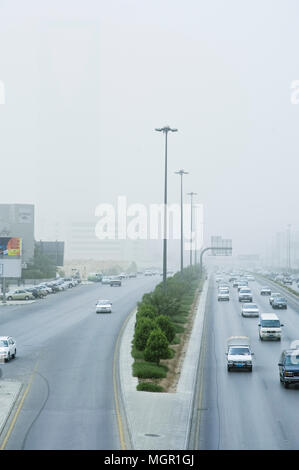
top-left (283, 278), bottom-right (293, 286)
top-left (233, 280), bottom-right (239, 288)
top-left (96, 299), bottom-right (112, 313)
top-left (2, 289), bottom-right (35, 301)
top-left (110, 276), bottom-right (122, 287)
top-left (0, 336), bottom-right (16, 362)
top-left (241, 303), bottom-right (259, 317)
top-left (238, 287), bottom-right (253, 303)
top-left (278, 349), bottom-right (299, 388)
top-left (260, 286), bottom-right (271, 295)
top-left (237, 281), bottom-right (248, 291)
top-left (101, 277), bottom-right (111, 285)
top-left (218, 289), bottom-right (230, 301)
top-left (226, 336), bottom-right (253, 372)
top-left (258, 313), bottom-right (284, 341)
top-left (272, 296), bottom-right (287, 310)
top-left (269, 292), bottom-right (281, 305)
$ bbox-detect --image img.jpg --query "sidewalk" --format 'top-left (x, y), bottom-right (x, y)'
top-left (0, 380), bottom-right (22, 435)
top-left (119, 280), bottom-right (208, 450)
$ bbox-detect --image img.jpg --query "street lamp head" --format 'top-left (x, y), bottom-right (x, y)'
top-left (175, 169), bottom-right (189, 175)
top-left (155, 126), bottom-right (178, 133)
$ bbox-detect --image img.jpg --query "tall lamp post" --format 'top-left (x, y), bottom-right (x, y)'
top-left (155, 126), bottom-right (178, 289)
top-left (187, 192), bottom-right (197, 266)
top-left (175, 169), bottom-right (188, 274)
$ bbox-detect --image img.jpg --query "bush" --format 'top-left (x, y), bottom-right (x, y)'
top-left (154, 315), bottom-right (176, 343)
top-left (133, 362), bottom-right (168, 379)
top-left (137, 382), bottom-right (164, 392)
top-left (136, 303), bottom-right (158, 321)
top-left (134, 317), bottom-right (156, 351)
top-left (144, 328), bottom-right (170, 365)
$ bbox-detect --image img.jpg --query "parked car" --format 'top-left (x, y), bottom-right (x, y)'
top-left (226, 336), bottom-right (253, 372)
top-left (3, 290), bottom-right (34, 301)
top-left (0, 336), bottom-right (16, 362)
top-left (258, 313), bottom-right (284, 341)
top-left (272, 296), bottom-right (287, 310)
top-left (278, 349), bottom-right (299, 388)
top-left (241, 303), bottom-right (259, 317)
top-left (96, 299), bottom-right (112, 313)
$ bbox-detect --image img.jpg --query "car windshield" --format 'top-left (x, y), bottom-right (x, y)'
top-left (245, 304), bottom-right (258, 309)
top-left (275, 297), bottom-right (286, 302)
top-left (0, 340), bottom-right (8, 347)
top-left (240, 289), bottom-right (250, 293)
top-left (229, 347), bottom-right (250, 355)
top-left (98, 300), bottom-right (111, 304)
top-left (285, 354), bottom-right (299, 366)
top-left (261, 320), bottom-right (280, 327)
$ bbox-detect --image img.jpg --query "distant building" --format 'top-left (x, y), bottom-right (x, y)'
top-left (0, 204), bottom-right (34, 263)
top-left (35, 241), bottom-right (65, 267)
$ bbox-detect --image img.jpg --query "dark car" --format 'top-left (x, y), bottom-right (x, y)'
top-left (24, 287), bottom-right (41, 299)
top-left (278, 350), bottom-right (299, 388)
top-left (110, 277), bottom-right (122, 287)
top-left (272, 297), bottom-right (287, 310)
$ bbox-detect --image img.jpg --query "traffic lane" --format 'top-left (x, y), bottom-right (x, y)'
top-left (3, 276), bottom-right (159, 450)
top-left (1, 277), bottom-right (158, 379)
top-left (199, 279), bottom-right (299, 450)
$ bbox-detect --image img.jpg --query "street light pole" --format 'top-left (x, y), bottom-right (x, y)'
top-left (175, 169), bottom-right (188, 274)
top-left (187, 192), bottom-right (197, 266)
top-left (155, 126), bottom-right (178, 289)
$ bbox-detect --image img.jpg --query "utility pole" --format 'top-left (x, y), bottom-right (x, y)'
top-left (155, 126), bottom-right (178, 289)
top-left (175, 169), bottom-right (188, 274)
top-left (187, 192), bottom-right (197, 266)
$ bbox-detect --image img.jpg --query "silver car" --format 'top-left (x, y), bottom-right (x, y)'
top-left (241, 303), bottom-right (259, 317)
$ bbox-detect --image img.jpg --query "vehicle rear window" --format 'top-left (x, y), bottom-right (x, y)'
top-left (0, 340), bottom-right (8, 347)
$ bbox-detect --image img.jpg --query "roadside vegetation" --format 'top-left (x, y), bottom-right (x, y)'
top-left (131, 265), bottom-right (203, 392)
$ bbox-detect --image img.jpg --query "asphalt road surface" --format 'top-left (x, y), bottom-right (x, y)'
top-left (0, 276), bottom-right (159, 450)
top-left (197, 276), bottom-right (299, 450)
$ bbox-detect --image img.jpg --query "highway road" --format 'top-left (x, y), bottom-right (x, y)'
top-left (196, 276), bottom-right (299, 450)
top-left (0, 276), bottom-right (159, 450)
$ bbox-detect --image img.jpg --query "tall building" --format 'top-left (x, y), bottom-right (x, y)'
top-left (0, 204), bottom-right (34, 262)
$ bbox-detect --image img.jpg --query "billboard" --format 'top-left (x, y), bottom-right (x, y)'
top-left (0, 259), bottom-right (22, 278)
top-left (0, 237), bottom-right (22, 256)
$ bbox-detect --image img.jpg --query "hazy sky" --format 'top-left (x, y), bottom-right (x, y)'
top-left (1, 0), bottom-right (299, 258)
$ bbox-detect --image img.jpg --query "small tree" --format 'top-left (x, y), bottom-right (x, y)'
top-left (144, 328), bottom-right (170, 365)
top-left (136, 303), bottom-right (158, 321)
top-left (134, 317), bottom-right (156, 351)
top-left (155, 315), bottom-right (176, 343)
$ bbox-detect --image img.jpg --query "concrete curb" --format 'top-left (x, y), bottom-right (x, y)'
top-left (0, 300), bottom-right (36, 307)
top-left (0, 380), bottom-right (23, 437)
top-left (119, 279), bottom-right (208, 450)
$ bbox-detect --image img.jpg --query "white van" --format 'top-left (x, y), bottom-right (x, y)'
top-left (258, 313), bottom-right (284, 341)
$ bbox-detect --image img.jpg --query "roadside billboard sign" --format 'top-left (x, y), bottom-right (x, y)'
top-left (0, 237), bottom-right (22, 256)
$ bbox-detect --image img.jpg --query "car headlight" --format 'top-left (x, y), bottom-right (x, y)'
top-left (284, 371), bottom-right (294, 377)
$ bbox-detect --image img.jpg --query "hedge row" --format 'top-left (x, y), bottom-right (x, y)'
top-left (132, 265), bottom-right (202, 388)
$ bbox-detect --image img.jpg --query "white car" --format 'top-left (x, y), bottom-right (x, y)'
top-left (218, 289), bottom-right (230, 301)
top-left (0, 336), bottom-right (17, 362)
top-left (96, 299), bottom-right (112, 313)
top-left (226, 336), bottom-right (253, 372)
top-left (241, 303), bottom-right (259, 317)
top-left (238, 288), bottom-right (253, 303)
top-left (260, 287), bottom-right (271, 295)
top-left (258, 313), bottom-right (284, 341)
